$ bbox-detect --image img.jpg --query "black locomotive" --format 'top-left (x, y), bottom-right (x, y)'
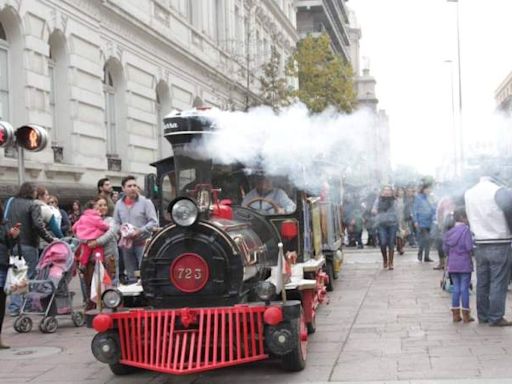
top-left (90, 107), bottom-right (344, 376)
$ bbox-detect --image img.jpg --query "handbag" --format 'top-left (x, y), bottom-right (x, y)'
top-left (440, 270), bottom-right (453, 292)
top-left (4, 240), bottom-right (28, 295)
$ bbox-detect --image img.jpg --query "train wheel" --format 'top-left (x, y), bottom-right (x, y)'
top-left (109, 363), bottom-right (139, 375)
top-left (281, 309), bottom-right (307, 372)
top-left (325, 260), bottom-right (334, 292)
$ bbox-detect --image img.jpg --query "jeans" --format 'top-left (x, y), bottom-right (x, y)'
top-left (8, 245), bottom-right (39, 314)
top-left (451, 272), bottom-right (472, 309)
top-left (406, 220), bottom-right (417, 246)
top-left (436, 237), bottom-right (446, 261)
top-left (377, 224), bottom-right (398, 252)
top-left (0, 267), bottom-right (6, 288)
top-left (121, 246), bottom-right (144, 283)
top-left (474, 243), bottom-right (512, 324)
top-left (417, 228), bottom-right (431, 260)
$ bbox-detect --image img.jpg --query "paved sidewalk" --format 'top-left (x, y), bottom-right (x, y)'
top-left (2, 246), bottom-right (512, 383)
top-left (328, 247), bottom-right (512, 382)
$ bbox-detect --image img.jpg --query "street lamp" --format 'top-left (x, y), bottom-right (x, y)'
top-left (447, 0), bottom-right (463, 176)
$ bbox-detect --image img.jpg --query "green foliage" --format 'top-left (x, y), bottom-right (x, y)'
top-left (287, 33), bottom-right (356, 113)
top-left (258, 45), bottom-right (291, 111)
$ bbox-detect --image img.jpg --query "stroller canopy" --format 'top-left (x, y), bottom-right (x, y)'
top-left (37, 240), bottom-right (75, 286)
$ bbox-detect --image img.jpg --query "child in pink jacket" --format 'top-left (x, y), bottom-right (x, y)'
top-left (73, 202), bottom-right (110, 268)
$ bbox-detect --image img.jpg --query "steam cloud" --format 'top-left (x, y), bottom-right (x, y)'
top-left (192, 103), bottom-right (382, 193)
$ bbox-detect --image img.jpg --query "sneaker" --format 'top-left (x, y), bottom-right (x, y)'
top-left (489, 318), bottom-right (512, 327)
top-left (417, 254), bottom-right (422, 262)
top-left (424, 258), bottom-right (434, 262)
top-left (433, 265), bottom-right (444, 270)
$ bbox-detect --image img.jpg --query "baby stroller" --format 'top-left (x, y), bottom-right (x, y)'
top-left (13, 238), bottom-right (85, 333)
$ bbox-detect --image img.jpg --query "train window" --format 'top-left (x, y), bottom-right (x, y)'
top-left (211, 164), bottom-right (248, 205)
top-left (178, 168), bottom-right (197, 194)
top-left (242, 175), bottom-right (296, 215)
top-left (161, 172), bottom-right (176, 221)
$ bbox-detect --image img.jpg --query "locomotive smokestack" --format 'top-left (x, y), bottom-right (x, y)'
top-left (163, 109), bottom-right (215, 149)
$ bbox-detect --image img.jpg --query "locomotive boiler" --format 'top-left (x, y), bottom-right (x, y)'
top-left (89, 108), bottom-right (334, 376)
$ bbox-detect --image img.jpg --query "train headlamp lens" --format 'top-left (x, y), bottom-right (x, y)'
top-left (171, 199), bottom-right (199, 227)
top-left (255, 281), bottom-right (276, 302)
top-left (102, 289), bottom-right (122, 309)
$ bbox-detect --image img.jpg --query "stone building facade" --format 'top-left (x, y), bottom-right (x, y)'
top-left (295, 0), bottom-right (351, 62)
top-left (494, 72), bottom-right (512, 158)
top-left (0, 0), bottom-right (298, 202)
top-left (295, 0), bottom-right (391, 186)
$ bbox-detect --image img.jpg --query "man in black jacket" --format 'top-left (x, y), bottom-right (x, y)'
top-left (4, 182), bottom-right (56, 316)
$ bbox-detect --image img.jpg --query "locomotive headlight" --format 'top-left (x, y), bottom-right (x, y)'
top-left (102, 289), bottom-right (123, 309)
top-left (170, 198), bottom-right (199, 227)
top-left (255, 281), bottom-right (277, 303)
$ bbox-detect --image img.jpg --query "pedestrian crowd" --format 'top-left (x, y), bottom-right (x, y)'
top-left (2, 169), bottom-right (512, 351)
top-left (343, 170), bottom-right (512, 327)
top-left (0, 175), bottom-right (158, 348)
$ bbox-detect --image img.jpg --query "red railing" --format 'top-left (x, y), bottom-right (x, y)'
top-left (111, 305), bottom-right (268, 374)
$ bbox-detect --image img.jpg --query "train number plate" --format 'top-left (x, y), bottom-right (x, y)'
top-left (170, 253), bottom-right (209, 293)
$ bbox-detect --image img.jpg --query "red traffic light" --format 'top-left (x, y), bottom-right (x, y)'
top-left (15, 125), bottom-right (48, 152)
top-left (0, 121), bottom-right (14, 148)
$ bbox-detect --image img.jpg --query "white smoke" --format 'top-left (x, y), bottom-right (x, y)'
top-left (190, 103), bottom-right (382, 193)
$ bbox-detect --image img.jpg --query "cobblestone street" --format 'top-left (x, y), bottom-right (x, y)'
top-left (3, 246), bottom-right (512, 383)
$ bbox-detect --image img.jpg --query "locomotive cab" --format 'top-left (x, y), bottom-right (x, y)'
top-left (140, 109), bottom-right (301, 308)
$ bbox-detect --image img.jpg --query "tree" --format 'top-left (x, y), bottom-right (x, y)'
top-left (287, 33), bottom-right (356, 113)
top-left (259, 45), bottom-right (290, 111)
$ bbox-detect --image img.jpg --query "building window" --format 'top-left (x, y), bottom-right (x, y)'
top-left (156, 91), bottom-right (162, 157)
top-left (156, 81), bottom-right (171, 158)
top-left (48, 31), bottom-right (71, 163)
top-left (189, 0), bottom-right (200, 29)
top-left (215, 0), bottom-right (223, 43)
top-left (243, 15), bottom-right (249, 57)
top-left (48, 52), bottom-right (56, 141)
top-left (103, 65), bottom-right (117, 156)
top-left (235, 5), bottom-right (241, 54)
top-left (0, 22), bottom-right (9, 122)
top-left (256, 30), bottom-right (261, 66)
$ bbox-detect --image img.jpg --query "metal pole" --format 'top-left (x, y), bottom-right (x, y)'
top-left (17, 146), bottom-right (24, 185)
top-left (455, 1), bottom-right (463, 176)
top-left (445, 60), bottom-right (457, 178)
top-left (447, 0), bottom-right (463, 176)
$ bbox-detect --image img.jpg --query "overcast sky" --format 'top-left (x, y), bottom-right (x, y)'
top-left (348, 0), bottom-right (512, 176)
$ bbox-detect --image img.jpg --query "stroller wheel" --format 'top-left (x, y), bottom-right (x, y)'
top-left (14, 316), bottom-right (33, 333)
top-left (40, 316), bottom-right (58, 333)
top-left (71, 311), bottom-right (85, 327)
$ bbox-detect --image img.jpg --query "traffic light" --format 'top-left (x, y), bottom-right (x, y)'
top-left (0, 121), bottom-right (14, 148)
top-left (15, 124), bottom-right (48, 152)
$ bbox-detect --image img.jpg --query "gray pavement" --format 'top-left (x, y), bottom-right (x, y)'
top-left (2, 246), bottom-right (512, 383)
